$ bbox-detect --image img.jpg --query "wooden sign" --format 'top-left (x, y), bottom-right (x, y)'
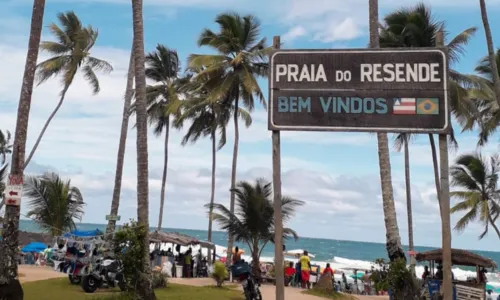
top-left (268, 48), bottom-right (449, 133)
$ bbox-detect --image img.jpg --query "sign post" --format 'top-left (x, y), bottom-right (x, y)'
top-left (268, 41), bottom-right (449, 300)
top-left (269, 49), bottom-right (449, 133)
top-left (271, 35), bottom-right (285, 300)
top-left (105, 215), bottom-right (121, 221)
top-left (4, 175), bottom-right (24, 207)
top-left (436, 30), bottom-right (453, 300)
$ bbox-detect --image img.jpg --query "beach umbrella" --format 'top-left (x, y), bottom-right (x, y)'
top-left (21, 242), bottom-right (47, 253)
top-left (284, 249), bottom-right (315, 258)
top-left (349, 272), bottom-right (365, 279)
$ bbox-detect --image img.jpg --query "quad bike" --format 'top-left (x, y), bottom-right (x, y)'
top-left (81, 258), bottom-right (126, 293)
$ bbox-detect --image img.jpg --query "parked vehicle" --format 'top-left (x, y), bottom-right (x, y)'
top-left (232, 262), bottom-right (262, 300)
top-left (81, 258), bottom-right (126, 293)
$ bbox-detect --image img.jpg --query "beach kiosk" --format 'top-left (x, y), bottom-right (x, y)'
top-left (149, 231), bottom-right (215, 278)
top-left (416, 248), bottom-right (497, 300)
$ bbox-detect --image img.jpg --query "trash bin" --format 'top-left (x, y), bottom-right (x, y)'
top-left (176, 265), bottom-right (183, 278)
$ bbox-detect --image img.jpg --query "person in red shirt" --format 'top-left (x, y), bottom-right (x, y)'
top-left (285, 262), bottom-right (296, 286)
top-left (323, 263), bottom-right (334, 276)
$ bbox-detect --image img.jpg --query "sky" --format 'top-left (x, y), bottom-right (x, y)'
top-left (0, 0), bottom-right (500, 251)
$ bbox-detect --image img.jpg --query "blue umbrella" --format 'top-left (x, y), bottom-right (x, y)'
top-left (21, 242), bottom-right (47, 253)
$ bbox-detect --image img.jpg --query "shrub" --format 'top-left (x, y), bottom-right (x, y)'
top-left (212, 261), bottom-right (228, 287)
top-left (113, 220), bottom-right (149, 293)
top-left (371, 258), bottom-right (420, 300)
top-left (151, 270), bottom-right (168, 289)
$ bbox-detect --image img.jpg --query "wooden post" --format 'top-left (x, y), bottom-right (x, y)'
top-left (436, 30), bottom-right (453, 300)
top-left (272, 35), bottom-right (285, 300)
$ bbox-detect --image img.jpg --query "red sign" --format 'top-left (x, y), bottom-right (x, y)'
top-left (8, 174), bottom-right (24, 186)
top-left (6, 198), bottom-right (17, 205)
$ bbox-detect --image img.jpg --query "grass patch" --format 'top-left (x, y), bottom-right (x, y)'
top-left (23, 278), bottom-right (244, 300)
top-left (303, 289), bottom-right (357, 300)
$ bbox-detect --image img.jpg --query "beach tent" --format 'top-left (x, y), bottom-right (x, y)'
top-left (21, 242), bottom-right (47, 253)
top-left (63, 229), bottom-right (103, 238)
top-left (284, 249), bottom-right (316, 258)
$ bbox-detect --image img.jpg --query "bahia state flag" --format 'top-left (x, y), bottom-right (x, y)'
top-left (417, 98), bottom-right (439, 115)
top-left (393, 98), bottom-right (416, 115)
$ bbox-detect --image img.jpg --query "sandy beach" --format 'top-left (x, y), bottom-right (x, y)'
top-left (168, 277), bottom-right (389, 300)
top-left (18, 265), bottom-right (66, 283)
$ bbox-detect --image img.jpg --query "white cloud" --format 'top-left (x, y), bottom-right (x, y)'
top-left (282, 26), bottom-right (307, 44)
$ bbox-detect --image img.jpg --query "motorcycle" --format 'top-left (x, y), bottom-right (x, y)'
top-left (81, 258), bottom-right (126, 293)
top-left (232, 262), bottom-right (262, 300)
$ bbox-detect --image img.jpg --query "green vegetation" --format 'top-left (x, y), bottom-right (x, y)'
top-left (208, 178), bottom-right (304, 275)
top-left (23, 279), bottom-right (244, 300)
top-left (24, 172), bottom-right (85, 236)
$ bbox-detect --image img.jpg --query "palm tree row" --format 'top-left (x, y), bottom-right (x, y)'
top-left (2, 0), bottom-right (499, 297)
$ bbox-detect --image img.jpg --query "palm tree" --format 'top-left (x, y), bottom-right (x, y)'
top-left (450, 153), bottom-right (500, 239)
top-left (105, 48), bottom-right (135, 237)
top-left (471, 49), bottom-right (500, 145)
top-left (189, 12), bottom-right (270, 263)
top-left (131, 0), bottom-right (156, 298)
top-left (393, 134), bottom-right (414, 268)
top-left (24, 11), bottom-right (113, 168)
top-left (1, 0), bottom-right (46, 292)
top-left (479, 0), bottom-right (500, 105)
top-left (368, 0), bottom-right (406, 262)
top-left (0, 130), bottom-right (12, 164)
top-left (208, 178), bottom-right (304, 275)
top-left (24, 172), bottom-right (85, 236)
top-left (141, 44), bottom-right (183, 231)
top-left (379, 3), bottom-right (481, 262)
top-left (175, 80), bottom-right (251, 263)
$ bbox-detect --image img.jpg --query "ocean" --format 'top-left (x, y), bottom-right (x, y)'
top-left (18, 219), bottom-right (500, 265)
top-left (19, 219), bottom-right (500, 294)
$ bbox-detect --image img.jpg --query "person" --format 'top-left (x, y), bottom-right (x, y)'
top-left (362, 271), bottom-right (371, 295)
top-left (233, 246), bottom-right (241, 264)
top-left (479, 268), bottom-right (488, 283)
top-left (300, 250), bottom-right (311, 289)
top-left (422, 266), bottom-right (430, 279)
top-left (323, 263), bottom-right (334, 277)
top-left (285, 262), bottom-right (296, 286)
top-left (435, 264), bottom-right (443, 280)
top-left (184, 249), bottom-right (193, 278)
top-left (486, 289), bottom-right (493, 300)
top-left (342, 272), bottom-right (348, 290)
top-left (295, 261), bottom-right (302, 287)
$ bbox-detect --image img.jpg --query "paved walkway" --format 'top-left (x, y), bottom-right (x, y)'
top-left (169, 277), bottom-right (389, 300)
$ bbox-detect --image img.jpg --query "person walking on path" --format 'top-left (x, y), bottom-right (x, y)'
top-left (299, 250), bottom-right (311, 289)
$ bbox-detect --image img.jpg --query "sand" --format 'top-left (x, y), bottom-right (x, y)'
top-left (168, 277), bottom-right (389, 300)
top-left (18, 265), bottom-right (66, 283)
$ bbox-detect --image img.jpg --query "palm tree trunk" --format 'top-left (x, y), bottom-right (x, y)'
top-left (0, 0), bottom-right (45, 295)
top-left (488, 214), bottom-right (500, 238)
top-left (105, 49), bottom-right (135, 237)
top-left (131, 0), bottom-right (155, 298)
top-left (252, 242), bottom-right (260, 279)
top-left (207, 130), bottom-right (216, 264)
top-left (429, 134), bottom-right (442, 211)
top-left (479, 0), bottom-right (500, 105)
top-left (369, 0), bottom-right (405, 262)
top-left (404, 139), bottom-right (415, 273)
top-left (227, 89), bottom-right (240, 265)
top-left (24, 81), bottom-right (72, 169)
top-left (157, 116), bottom-right (170, 230)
